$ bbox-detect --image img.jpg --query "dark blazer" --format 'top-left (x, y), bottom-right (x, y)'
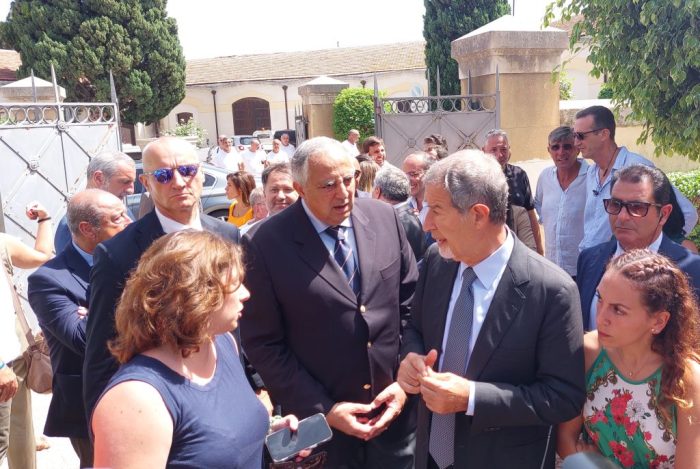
top-left (577, 236), bottom-right (700, 330)
top-left (395, 202), bottom-right (427, 261)
top-left (240, 198), bottom-right (418, 464)
top-left (82, 210), bottom-right (239, 419)
top-left (27, 243), bottom-right (90, 438)
top-left (402, 238), bottom-right (585, 469)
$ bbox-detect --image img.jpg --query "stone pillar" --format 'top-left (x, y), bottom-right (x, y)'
top-left (451, 15), bottom-right (568, 160)
top-left (298, 76), bottom-right (348, 139)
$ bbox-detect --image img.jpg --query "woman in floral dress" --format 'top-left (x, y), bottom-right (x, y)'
top-left (557, 249), bottom-right (700, 468)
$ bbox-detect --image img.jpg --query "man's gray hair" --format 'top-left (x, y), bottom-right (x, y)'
top-left (484, 128), bottom-right (509, 144)
top-left (249, 187), bottom-right (265, 205)
top-left (423, 150), bottom-right (508, 223)
top-left (87, 151), bottom-right (135, 180)
top-left (373, 166), bottom-right (410, 203)
top-left (291, 137), bottom-right (354, 186)
top-left (66, 189), bottom-right (109, 236)
top-left (548, 126), bottom-right (574, 143)
top-left (403, 151), bottom-right (434, 170)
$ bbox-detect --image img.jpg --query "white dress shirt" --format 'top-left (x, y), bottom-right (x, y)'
top-left (439, 229), bottom-right (514, 415)
top-left (155, 206), bottom-right (202, 234)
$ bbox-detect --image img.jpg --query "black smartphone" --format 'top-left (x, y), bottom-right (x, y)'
top-left (265, 413), bottom-right (333, 463)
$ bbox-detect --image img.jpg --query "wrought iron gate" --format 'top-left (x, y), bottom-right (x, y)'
top-left (374, 72), bottom-right (500, 165)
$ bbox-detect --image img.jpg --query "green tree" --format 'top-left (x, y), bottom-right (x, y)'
top-left (423, 0), bottom-right (509, 96)
top-left (546, 0), bottom-right (700, 159)
top-left (333, 88), bottom-right (376, 141)
top-left (0, 0), bottom-right (186, 125)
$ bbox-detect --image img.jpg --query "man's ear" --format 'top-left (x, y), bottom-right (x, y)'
top-left (659, 203), bottom-right (673, 224)
top-left (139, 173), bottom-right (150, 193)
top-left (92, 170), bottom-right (105, 187)
top-left (292, 181), bottom-right (305, 199)
top-left (471, 203), bottom-right (491, 227)
top-left (78, 221), bottom-right (97, 241)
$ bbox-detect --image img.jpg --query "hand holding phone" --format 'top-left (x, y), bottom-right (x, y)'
top-left (265, 413), bottom-right (333, 463)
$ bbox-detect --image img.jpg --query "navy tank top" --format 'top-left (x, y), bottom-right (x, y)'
top-left (102, 334), bottom-right (269, 468)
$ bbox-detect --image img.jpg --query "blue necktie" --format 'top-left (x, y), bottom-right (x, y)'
top-left (429, 267), bottom-right (478, 469)
top-left (326, 225), bottom-right (360, 297)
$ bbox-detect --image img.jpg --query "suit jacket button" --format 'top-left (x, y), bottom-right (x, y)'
top-left (363, 384), bottom-right (371, 390)
top-left (367, 342), bottom-right (372, 348)
top-left (360, 305), bottom-right (366, 313)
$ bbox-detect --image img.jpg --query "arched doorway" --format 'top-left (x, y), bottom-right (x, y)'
top-left (233, 97), bottom-right (271, 135)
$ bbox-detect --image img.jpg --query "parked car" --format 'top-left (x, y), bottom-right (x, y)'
top-left (273, 129), bottom-right (297, 147)
top-left (232, 135), bottom-right (254, 152)
top-left (253, 129), bottom-right (273, 152)
top-left (127, 162), bottom-right (232, 221)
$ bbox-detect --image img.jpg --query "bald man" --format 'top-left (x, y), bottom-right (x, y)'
top-left (83, 137), bottom-right (240, 417)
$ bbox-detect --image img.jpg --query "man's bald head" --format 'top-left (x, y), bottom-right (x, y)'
top-left (68, 188), bottom-right (131, 252)
top-left (142, 137), bottom-right (197, 171)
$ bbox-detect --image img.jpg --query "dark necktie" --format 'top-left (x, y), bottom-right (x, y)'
top-left (326, 225), bottom-right (360, 296)
top-left (429, 267), bottom-right (478, 469)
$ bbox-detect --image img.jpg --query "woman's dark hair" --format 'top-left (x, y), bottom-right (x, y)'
top-left (227, 171), bottom-right (256, 206)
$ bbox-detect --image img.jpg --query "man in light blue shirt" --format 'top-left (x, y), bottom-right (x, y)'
top-left (575, 105), bottom-right (697, 251)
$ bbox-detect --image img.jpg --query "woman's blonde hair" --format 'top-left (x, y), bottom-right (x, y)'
top-left (109, 230), bottom-right (243, 363)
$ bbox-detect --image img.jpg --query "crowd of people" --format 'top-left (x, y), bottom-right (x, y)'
top-left (0, 104), bottom-right (698, 469)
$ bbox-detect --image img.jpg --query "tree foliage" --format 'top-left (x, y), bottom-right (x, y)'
top-left (423, 0), bottom-right (509, 96)
top-left (0, 0), bottom-right (186, 125)
top-left (545, 0), bottom-right (700, 159)
top-left (333, 88), bottom-right (377, 141)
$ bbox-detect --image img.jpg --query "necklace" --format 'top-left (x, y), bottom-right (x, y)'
top-left (615, 350), bottom-right (654, 378)
top-left (598, 147), bottom-right (619, 182)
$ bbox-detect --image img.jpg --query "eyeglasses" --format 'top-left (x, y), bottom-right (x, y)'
top-left (143, 164), bottom-right (200, 184)
top-left (549, 143), bottom-right (574, 151)
top-left (603, 198), bottom-right (662, 217)
top-left (405, 171), bottom-right (425, 178)
top-left (573, 128), bottom-right (603, 140)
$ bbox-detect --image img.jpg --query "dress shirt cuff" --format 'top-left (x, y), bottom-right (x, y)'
top-left (466, 380), bottom-right (475, 415)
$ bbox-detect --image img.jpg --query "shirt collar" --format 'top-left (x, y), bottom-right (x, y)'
top-left (459, 227), bottom-right (514, 290)
top-left (154, 206), bottom-right (203, 234)
top-left (301, 198), bottom-right (352, 234)
top-left (71, 241), bottom-right (94, 267)
top-left (615, 232), bottom-right (664, 257)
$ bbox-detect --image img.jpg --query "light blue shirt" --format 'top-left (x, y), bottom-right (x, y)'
top-left (301, 199), bottom-right (359, 270)
top-left (588, 232), bottom-right (664, 329)
top-left (579, 147), bottom-right (697, 251)
top-left (71, 241), bottom-right (94, 267)
top-left (535, 159), bottom-right (589, 276)
top-left (439, 229), bottom-right (514, 415)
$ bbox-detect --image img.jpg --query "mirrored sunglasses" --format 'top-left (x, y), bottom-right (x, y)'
top-left (144, 164), bottom-right (200, 184)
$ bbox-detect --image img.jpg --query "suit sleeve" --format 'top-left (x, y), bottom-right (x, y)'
top-left (28, 271), bottom-right (86, 355)
top-left (83, 243), bottom-right (123, 419)
top-left (239, 236), bottom-right (336, 415)
top-left (471, 278), bottom-right (585, 431)
top-left (400, 246), bottom-right (433, 358)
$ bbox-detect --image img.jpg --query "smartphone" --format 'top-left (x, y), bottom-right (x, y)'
top-left (265, 413), bottom-right (333, 463)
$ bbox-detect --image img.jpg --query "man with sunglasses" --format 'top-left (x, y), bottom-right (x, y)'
top-left (83, 137), bottom-right (242, 419)
top-left (535, 126), bottom-right (588, 278)
top-left (576, 164), bottom-right (700, 331)
top-left (574, 105), bottom-right (697, 251)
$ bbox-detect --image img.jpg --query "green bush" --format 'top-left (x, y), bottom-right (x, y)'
top-left (161, 119), bottom-right (208, 148)
top-left (668, 170), bottom-right (700, 245)
top-left (559, 72), bottom-right (573, 100)
top-left (597, 84), bottom-right (613, 99)
top-left (333, 88), bottom-right (377, 141)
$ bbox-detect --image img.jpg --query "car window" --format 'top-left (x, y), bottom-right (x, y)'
top-left (134, 168), bottom-right (144, 194)
top-left (204, 173), bottom-right (215, 188)
top-left (239, 137), bottom-right (253, 145)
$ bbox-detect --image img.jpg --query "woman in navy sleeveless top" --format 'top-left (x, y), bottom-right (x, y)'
top-left (91, 231), bottom-right (301, 468)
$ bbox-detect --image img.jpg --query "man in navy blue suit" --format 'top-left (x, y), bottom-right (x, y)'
top-left (28, 189), bottom-right (131, 467)
top-left (82, 137), bottom-right (240, 422)
top-left (577, 164), bottom-right (700, 331)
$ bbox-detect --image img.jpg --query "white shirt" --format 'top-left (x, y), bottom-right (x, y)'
top-left (342, 140), bottom-right (359, 157)
top-left (588, 232), bottom-right (664, 329)
top-left (155, 206), bottom-right (202, 234)
top-left (281, 143), bottom-right (295, 158)
top-left (439, 229), bottom-right (514, 415)
top-left (212, 148), bottom-right (242, 172)
top-left (240, 149), bottom-right (267, 186)
top-left (408, 196), bottom-right (429, 224)
top-left (266, 150), bottom-right (290, 164)
top-left (534, 159), bottom-right (589, 276)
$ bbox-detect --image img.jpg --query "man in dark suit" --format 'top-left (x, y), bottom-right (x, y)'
top-left (28, 189), bottom-right (130, 466)
top-left (372, 164), bottom-right (427, 261)
top-left (83, 137), bottom-right (240, 419)
top-left (241, 137), bottom-right (418, 468)
top-left (577, 164), bottom-right (700, 331)
top-left (398, 150), bottom-right (585, 469)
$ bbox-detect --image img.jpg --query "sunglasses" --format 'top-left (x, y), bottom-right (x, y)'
top-left (603, 198), bottom-right (662, 217)
top-left (549, 143), bottom-right (574, 151)
top-left (573, 128), bottom-right (603, 140)
top-left (143, 164), bottom-right (200, 184)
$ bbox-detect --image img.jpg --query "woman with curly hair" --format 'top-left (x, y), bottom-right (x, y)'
top-left (557, 249), bottom-right (700, 468)
top-left (91, 231), bottom-right (306, 468)
top-left (226, 171), bottom-right (256, 227)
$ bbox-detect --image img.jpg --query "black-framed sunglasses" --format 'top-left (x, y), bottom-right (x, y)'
top-left (549, 143), bottom-right (574, 151)
top-left (603, 198), bottom-right (662, 217)
top-left (143, 164), bottom-right (200, 184)
top-left (573, 128), bottom-right (603, 140)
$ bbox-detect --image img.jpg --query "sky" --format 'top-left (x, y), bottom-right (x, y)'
top-left (0, 0), bottom-right (554, 59)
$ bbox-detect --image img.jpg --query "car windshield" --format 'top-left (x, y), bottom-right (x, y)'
top-left (239, 137), bottom-right (254, 145)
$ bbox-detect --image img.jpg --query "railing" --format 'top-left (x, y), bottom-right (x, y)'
top-left (378, 94), bottom-right (498, 115)
top-left (0, 102), bottom-right (118, 126)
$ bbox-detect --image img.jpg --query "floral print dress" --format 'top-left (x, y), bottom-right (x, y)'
top-left (583, 349), bottom-right (676, 468)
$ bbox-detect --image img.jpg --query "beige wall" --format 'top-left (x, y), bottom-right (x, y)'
top-left (466, 73), bottom-right (560, 161)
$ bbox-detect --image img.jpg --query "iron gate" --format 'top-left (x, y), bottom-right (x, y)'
top-left (374, 73), bottom-right (500, 165)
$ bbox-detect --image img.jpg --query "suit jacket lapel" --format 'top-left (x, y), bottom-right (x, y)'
top-left (659, 236), bottom-right (684, 262)
top-left (291, 202), bottom-right (356, 303)
top-left (351, 204), bottom-right (375, 298)
top-left (466, 239), bottom-right (528, 379)
top-left (64, 244), bottom-right (91, 294)
top-left (135, 210), bottom-right (165, 253)
top-left (428, 257), bottom-right (460, 353)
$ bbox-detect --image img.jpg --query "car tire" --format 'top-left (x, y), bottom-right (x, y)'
top-left (209, 209), bottom-right (229, 222)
